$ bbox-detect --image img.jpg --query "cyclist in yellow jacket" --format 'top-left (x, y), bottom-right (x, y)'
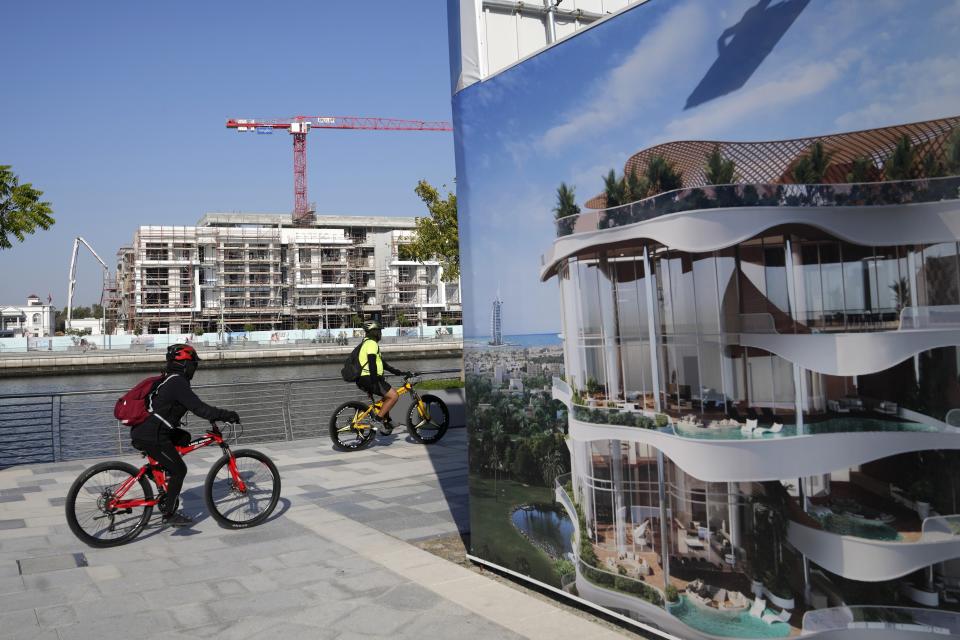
top-left (356, 320), bottom-right (411, 434)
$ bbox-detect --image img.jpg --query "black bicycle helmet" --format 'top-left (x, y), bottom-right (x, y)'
top-left (165, 343), bottom-right (200, 379)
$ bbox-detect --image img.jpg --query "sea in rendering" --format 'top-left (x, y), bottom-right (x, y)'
top-left (464, 333), bottom-right (562, 349)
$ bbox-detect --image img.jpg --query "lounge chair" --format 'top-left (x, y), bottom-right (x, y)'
top-left (726, 591), bottom-right (749, 609)
top-left (755, 421), bottom-right (784, 435)
top-left (749, 597), bottom-right (767, 619)
top-left (714, 588), bottom-right (727, 607)
top-left (762, 609), bottom-right (791, 624)
top-left (741, 418), bottom-right (758, 435)
top-left (828, 400), bottom-right (850, 414)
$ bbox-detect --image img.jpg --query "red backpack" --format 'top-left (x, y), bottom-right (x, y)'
top-left (114, 375), bottom-right (167, 426)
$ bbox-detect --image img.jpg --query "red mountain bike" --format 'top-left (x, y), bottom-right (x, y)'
top-left (65, 421), bottom-right (280, 547)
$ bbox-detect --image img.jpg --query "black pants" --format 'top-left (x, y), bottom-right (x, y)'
top-left (131, 425), bottom-right (190, 515)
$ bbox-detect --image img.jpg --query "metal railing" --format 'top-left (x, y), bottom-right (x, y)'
top-left (802, 606), bottom-right (960, 634)
top-left (0, 332), bottom-right (463, 355)
top-left (556, 175), bottom-right (960, 237)
top-left (0, 369), bottom-right (461, 467)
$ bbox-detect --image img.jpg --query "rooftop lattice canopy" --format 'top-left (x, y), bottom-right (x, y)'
top-left (585, 115), bottom-right (960, 209)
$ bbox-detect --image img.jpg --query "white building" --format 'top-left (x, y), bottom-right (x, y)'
top-left (0, 295), bottom-right (56, 337)
top-left (67, 317), bottom-right (104, 336)
top-left (115, 213), bottom-right (462, 333)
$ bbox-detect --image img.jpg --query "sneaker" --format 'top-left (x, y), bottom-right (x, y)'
top-left (162, 511), bottom-right (193, 528)
top-left (374, 415), bottom-right (395, 435)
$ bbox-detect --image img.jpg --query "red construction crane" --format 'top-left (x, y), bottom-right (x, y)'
top-left (226, 116), bottom-right (453, 224)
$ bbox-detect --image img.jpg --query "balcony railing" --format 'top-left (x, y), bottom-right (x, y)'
top-left (802, 606), bottom-right (960, 635)
top-left (555, 175), bottom-right (960, 237)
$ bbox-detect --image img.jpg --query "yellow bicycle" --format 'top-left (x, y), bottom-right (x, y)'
top-left (329, 374), bottom-right (450, 451)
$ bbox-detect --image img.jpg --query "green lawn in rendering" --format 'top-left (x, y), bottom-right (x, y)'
top-left (469, 475), bottom-right (561, 587)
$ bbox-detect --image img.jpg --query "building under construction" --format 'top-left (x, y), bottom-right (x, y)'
top-left (114, 213), bottom-right (461, 334)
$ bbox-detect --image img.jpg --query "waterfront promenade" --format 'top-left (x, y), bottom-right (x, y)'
top-left (0, 426), bottom-right (633, 640)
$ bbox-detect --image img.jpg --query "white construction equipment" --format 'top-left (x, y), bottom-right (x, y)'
top-left (66, 236), bottom-right (109, 344)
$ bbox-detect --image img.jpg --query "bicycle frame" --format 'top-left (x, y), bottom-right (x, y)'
top-left (354, 379), bottom-right (427, 424)
top-left (107, 428), bottom-right (243, 510)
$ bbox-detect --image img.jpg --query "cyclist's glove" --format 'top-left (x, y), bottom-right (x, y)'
top-left (404, 371), bottom-right (415, 378)
top-left (223, 411), bottom-right (241, 423)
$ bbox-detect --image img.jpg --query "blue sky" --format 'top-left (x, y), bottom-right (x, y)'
top-left (455, 0), bottom-right (960, 336)
top-left (0, 2), bottom-right (454, 307)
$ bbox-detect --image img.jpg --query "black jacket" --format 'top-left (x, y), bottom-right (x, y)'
top-left (137, 374), bottom-right (234, 435)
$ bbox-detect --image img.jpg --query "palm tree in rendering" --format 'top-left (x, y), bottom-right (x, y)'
top-left (846, 156), bottom-right (874, 183)
top-left (704, 146), bottom-right (736, 185)
top-left (644, 154), bottom-right (684, 195)
top-left (793, 141), bottom-right (833, 183)
top-left (884, 135), bottom-right (916, 181)
top-left (554, 183), bottom-right (580, 235)
top-left (539, 448), bottom-right (566, 487)
top-left (488, 421), bottom-right (506, 501)
top-left (603, 170), bottom-right (627, 207)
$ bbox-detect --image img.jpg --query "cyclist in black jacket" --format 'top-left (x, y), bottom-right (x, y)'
top-left (130, 344), bottom-right (239, 527)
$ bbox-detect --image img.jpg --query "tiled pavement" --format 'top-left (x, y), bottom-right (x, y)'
top-left (0, 427), bottom-right (631, 640)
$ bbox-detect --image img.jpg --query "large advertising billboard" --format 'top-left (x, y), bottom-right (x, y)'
top-left (451, 1), bottom-right (960, 638)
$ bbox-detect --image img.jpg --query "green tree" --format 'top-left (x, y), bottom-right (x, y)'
top-left (704, 146), bottom-right (736, 185)
top-left (945, 129), bottom-right (960, 174)
top-left (539, 448), bottom-right (566, 488)
top-left (846, 156), bottom-right (874, 183)
top-left (553, 182), bottom-right (580, 220)
top-left (922, 150), bottom-right (947, 178)
top-left (792, 141), bottom-right (833, 183)
top-left (0, 165), bottom-right (55, 249)
top-left (395, 312), bottom-right (407, 328)
top-left (623, 170), bottom-right (649, 201)
top-left (644, 155), bottom-right (683, 194)
top-left (602, 170), bottom-right (627, 207)
top-left (406, 180), bottom-right (458, 281)
top-left (884, 135), bottom-right (916, 181)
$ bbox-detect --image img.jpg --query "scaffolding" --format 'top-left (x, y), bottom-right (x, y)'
top-left (116, 216), bottom-right (461, 333)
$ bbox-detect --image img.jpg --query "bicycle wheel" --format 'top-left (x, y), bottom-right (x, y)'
top-left (407, 394), bottom-right (450, 444)
top-left (329, 400), bottom-right (376, 451)
top-left (65, 461), bottom-right (154, 548)
top-left (204, 449), bottom-right (280, 528)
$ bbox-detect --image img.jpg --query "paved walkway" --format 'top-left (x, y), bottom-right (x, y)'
top-left (0, 428), bottom-right (632, 640)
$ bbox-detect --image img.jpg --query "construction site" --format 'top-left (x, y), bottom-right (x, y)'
top-left (112, 213), bottom-right (460, 334)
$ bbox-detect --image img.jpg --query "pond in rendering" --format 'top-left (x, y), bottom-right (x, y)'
top-left (670, 596), bottom-right (791, 638)
top-left (510, 504), bottom-right (575, 560)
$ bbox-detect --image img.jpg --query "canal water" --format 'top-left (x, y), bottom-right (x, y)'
top-left (0, 356), bottom-right (462, 395)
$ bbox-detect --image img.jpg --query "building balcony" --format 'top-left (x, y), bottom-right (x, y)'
top-left (802, 606), bottom-right (959, 637)
top-left (734, 308), bottom-right (960, 377)
top-left (788, 516), bottom-right (960, 582)
top-left (541, 176), bottom-right (960, 282)
top-left (555, 176), bottom-right (960, 238)
top-left (553, 378), bottom-right (960, 482)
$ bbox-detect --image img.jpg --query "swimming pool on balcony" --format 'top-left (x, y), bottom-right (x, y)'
top-left (671, 416), bottom-right (940, 440)
top-left (571, 404), bottom-right (941, 440)
top-left (669, 595), bottom-right (790, 638)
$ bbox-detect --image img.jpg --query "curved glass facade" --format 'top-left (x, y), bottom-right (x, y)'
top-left (559, 230), bottom-right (960, 431)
